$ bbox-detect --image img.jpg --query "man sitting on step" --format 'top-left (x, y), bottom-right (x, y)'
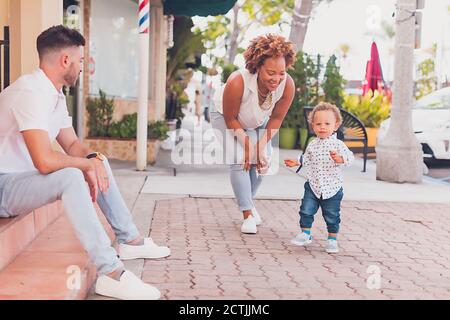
top-left (0, 25), bottom-right (169, 300)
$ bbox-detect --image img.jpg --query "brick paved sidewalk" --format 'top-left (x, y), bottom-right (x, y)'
top-left (142, 198), bottom-right (450, 300)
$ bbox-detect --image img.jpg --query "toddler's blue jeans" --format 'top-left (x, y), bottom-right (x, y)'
top-left (299, 181), bottom-right (343, 234)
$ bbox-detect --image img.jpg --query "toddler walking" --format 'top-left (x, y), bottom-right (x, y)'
top-left (284, 102), bottom-right (354, 253)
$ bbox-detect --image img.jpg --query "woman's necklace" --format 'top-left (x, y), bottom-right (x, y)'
top-left (258, 87), bottom-right (273, 111)
top-left (258, 88), bottom-right (272, 111)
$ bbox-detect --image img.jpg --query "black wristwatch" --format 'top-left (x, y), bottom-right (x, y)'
top-left (86, 152), bottom-right (105, 161)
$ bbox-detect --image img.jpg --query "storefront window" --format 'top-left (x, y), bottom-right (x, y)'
top-left (89, 0), bottom-right (139, 99)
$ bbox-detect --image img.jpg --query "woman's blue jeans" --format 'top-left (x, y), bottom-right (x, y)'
top-left (210, 111), bottom-right (272, 211)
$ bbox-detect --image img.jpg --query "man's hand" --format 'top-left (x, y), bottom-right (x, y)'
top-left (83, 166), bottom-right (99, 203)
top-left (330, 150), bottom-right (344, 164)
top-left (89, 158), bottom-right (110, 193)
top-left (284, 158), bottom-right (300, 167)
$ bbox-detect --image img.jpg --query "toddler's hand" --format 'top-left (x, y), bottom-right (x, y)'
top-left (330, 150), bottom-right (344, 164)
top-left (284, 158), bottom-right (300, 167)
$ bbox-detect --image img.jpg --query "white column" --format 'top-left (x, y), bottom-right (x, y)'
top-left (136, 0), bottom-right (150, 171)
top-left (376, 0), bottom-right (423, 183)
top-left (149, 1), bottom-right (165, 121)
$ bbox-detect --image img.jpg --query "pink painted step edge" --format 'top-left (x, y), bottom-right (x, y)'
top-left (0, 204), bottom-right (115, 300)
top-left (0, 201), bottom-right (63, 271)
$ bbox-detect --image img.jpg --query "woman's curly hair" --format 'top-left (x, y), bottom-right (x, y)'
top-left (243, 34), bottom-right (296, 74)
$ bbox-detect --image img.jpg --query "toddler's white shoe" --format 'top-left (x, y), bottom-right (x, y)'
top-left (290, 232), bottom-right (313, 246)
top-left (326, 239), bottom-right (339, 253)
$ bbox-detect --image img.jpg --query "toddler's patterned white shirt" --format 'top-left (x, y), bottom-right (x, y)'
top-left (299, 134), bottom-right (354, 199)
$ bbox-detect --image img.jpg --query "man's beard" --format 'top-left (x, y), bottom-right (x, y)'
top-left (63, 64), bottom-right (79, 87)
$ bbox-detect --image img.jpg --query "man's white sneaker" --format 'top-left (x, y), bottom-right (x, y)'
top-left (251, 207), bottom-right (262, 226)
top-left (290, 232), bottom-right (312, 246)
top-left (95, 270), bottom-right (161, 300)
top-left (326, 239), bottom-right (339, 253)
top-left (118, 238), bottom-right (171, 260)
top-left (241, 216), bottom-right (257, 234)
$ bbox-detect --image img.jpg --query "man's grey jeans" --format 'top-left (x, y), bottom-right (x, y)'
top-left (0, 158), bottom-right (139, 275)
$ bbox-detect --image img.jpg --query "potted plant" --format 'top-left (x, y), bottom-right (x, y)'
top-left (342, 90), bottom-right (391, 148)
top-left (279, 113), bottom-right (299, 149)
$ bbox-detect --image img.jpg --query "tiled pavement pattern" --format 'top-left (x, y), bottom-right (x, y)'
top-left (143, 198), bottom-right (450, 300)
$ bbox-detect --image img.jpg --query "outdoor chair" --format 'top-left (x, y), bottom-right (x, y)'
top-left (303, 106), bottom-right (368, 172)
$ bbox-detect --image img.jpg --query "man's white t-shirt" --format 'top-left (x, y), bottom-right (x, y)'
top-left (0, 69), bottom-right (72, 173)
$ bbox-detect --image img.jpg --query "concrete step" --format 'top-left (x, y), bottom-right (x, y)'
top-left (0, 203), bottom-right (114, 300)
top-left (0, 201), bottom-right (63, 272)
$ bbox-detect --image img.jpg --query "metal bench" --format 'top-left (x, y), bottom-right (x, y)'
top-left (303, 106), bottom-right (369, 172)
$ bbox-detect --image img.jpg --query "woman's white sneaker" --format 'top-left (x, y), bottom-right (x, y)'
top-left (251, 207), bottom-right (262, 226)
top-left (95, 270), bottom-right (161, 300)
top-left (241, 216), bottom-right (257, 234)
top-left (118, 238), bottom-right (171, 260)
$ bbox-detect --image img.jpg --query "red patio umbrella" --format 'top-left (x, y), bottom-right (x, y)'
top-left (362, 41), bottom-right (388, 96)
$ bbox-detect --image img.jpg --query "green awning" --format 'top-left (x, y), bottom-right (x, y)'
top-left (163, 0), bottom-right (237, 17)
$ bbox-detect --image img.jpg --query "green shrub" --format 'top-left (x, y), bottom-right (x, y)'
top-left (415, 58), bottom-right (437, 100)
top-left (148, 121), bottom-right (169, 141)
top-left (342, 90), bottom-right (391, 128)
top-left (87, 90), bottom-right (169, 141)
top-left (108, 113), bottom-right (138, 139)
top-left (169, 83), bottom-right (188, 128)
top-left (109, 114), bottom-right (169, 141)
top-left (86, 90), bottom-right (114, 137)
top-left (283, 52), bottom-right (321, 129)
top-left (284, 53), bottom-right (347, 130)
top-left (321, 55), bottom-right (346, 107)
top-left (177, 91), bottom-right (190, 107)
top-left (222, 63), bottom-right (238, 83)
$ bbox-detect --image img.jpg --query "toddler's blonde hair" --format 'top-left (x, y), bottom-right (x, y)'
top-left (308, 102), bottom-right (343, 127)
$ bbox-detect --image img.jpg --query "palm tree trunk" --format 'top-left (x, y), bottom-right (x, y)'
top-left (226, 3), bottom-right (240, 64)
top-left (289, 0), bottom-right (314, 52)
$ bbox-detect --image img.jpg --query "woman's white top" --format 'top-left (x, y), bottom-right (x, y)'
top-left (213, 68), bottom-right (287, 129)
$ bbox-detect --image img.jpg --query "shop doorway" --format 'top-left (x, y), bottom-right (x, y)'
top-left (63, 0), bottom-right (82, 133)
top-left (0, 26), bottom-right (10, 92)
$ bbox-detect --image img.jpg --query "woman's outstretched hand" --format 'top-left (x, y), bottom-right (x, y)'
top-left (243, 137), bottom-right (254, 171)
top-left (256, 153), bottom-right (269, 174)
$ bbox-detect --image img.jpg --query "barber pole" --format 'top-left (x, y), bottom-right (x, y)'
top-left (137, 0), bottom-right (150, 170)
top-left (138, 0), bottom-right (149, 34)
